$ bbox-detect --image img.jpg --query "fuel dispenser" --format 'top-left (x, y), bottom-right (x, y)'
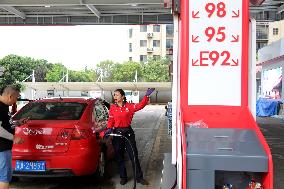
top-left (161, 0), bottom-right (274, 188)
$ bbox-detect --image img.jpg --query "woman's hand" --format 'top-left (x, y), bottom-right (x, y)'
top-left (13, 136), bottom-right (24, 144)
top-left (99, 128), bottom-right (113, 139)
top-left (145, 88), bottom-right (155, 96)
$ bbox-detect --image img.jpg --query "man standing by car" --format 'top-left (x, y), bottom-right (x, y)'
top-left (0, 86), bottom-right (23, 189)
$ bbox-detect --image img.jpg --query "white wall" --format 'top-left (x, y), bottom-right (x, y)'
top-left (258, 39), bottom-right (283, 63)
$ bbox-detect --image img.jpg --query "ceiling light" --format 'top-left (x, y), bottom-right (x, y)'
top-left (129, 3), bottom-right (138, 7)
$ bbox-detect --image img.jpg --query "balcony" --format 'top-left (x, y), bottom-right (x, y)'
top-left (256, 33), bottom-right (268, 40)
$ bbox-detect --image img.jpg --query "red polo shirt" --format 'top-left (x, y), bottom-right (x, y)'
top-left (107, 96), bottom-right (149, 128)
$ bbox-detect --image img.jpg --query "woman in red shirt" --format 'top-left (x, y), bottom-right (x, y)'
top-left (106, 88), bottom-right (154, 185)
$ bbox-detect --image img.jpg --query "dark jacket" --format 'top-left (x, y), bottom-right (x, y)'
top-left (0, 102), bottom-right (15, 151)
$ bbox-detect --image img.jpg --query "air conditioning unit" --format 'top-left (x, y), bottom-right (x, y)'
top-left (147, 48), bottom-right (154, 52)
top-left (147, 33), bottom-right (153, 37)
top-left (166, 48), bottom-right (173, 55)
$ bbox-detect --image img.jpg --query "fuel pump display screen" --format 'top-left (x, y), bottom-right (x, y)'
top-left (188, 0), bottom-right (243, 106)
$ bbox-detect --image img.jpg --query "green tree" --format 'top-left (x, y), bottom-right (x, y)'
top-left (33, 59), bottom-right (54, 82)
top-left (69, 70), bottom-right (97, 82)
top-left (45, 63), bottom-right (67, 82)
top-left (112, 61), bottom-right (142, 82)
top-left (95, 60), bottom-right (116, 82)
top-left (0, 54), bottom-right (36, 90)
top-left (142, 58), bottom-right (170, 82)
top-left (0, 54), bottom-right (55, 90)
top-left (0, 54), bottom-right (171, 90)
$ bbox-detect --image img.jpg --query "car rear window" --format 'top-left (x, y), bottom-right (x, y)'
top-left (14, 102), bottom-right (87, 120)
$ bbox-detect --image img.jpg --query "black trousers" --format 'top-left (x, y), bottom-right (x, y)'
top-left (112, 127), bottom-right (143, 181)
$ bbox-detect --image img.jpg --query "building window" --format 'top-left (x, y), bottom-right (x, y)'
top-left (129, 57), bottom-right (132, 61)
top-left (256, 25), bottom-right (268, 39)
top-left (281, 12), bottom-right (284, 20)
top-left (153, 40), bottom-right (160, 47)
top-left (153, 55), bottom-right (160, 60)
top-left (153, 25), bottom-right (160, 32)
top-left (140, 25), bottom-right (147, 32)
top-left (273, 28), bottom-right (279, 35)
top-left (129, 28), bottom-right (133, 38)
top-left (140, 40), bottom-right (147, 47)
top-left (167, 55), bottom-right (173, 61)
top-left (81, 91), bottom-right (88, 97)
top-left (47, 90), bottom-right (54, 97)
top-left (129, 43), bottom-right (132, 52)
top-left (257, 42), bottom-right (267, 51)
top-left (140, 55), bottom-right (147, 62)
top-left (166, 24), bottom-right (174, 37)
top-left (166, 39), bottom-right (173, 48)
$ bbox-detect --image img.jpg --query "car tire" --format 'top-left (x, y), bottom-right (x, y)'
top-left (11, 176), bottom-right (20, 182)
top-left (96, 151), bottom-right (106, 178)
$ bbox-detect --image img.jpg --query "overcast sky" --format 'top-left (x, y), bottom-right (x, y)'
top-left (0, 25), bottom-right (129, 70)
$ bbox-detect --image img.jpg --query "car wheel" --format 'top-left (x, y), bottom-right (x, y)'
top-left (96, 151), bottom-right (106, 178)
top-left (11, 176), bottom-right (20, 182)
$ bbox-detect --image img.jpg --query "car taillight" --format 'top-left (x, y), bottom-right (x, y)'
top-left (57, 128), bottom-right (91, 141)
top-left (70, 129), bottom-right (91, 140)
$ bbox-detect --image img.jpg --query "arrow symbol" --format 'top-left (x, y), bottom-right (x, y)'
top-left (232, 10), bottom-right (239, 18)
top-left (192, 59), bottom-right (199, 66)
top-left (192, 11), bottom-right (200, 18)
top-left (231, 59), bottom-right (239, 66)
top-left (231, 35), bottom-right (239, 42)
top-left (192, 35), bottom-right (200, 43)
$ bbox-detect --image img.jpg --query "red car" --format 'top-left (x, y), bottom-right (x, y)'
top-left (11, 97), bottom-right (113, 177)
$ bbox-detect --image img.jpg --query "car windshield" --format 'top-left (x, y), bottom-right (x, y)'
top-left (14, 102), bottom-right (87, 120)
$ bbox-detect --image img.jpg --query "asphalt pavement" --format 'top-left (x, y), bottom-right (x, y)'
top-left (257, 117), bottom-right (284, 189)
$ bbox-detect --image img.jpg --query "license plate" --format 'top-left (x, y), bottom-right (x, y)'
top-left (15, 160), bottom-right (46, 172)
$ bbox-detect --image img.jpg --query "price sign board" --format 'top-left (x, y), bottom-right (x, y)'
top-left (188, 0), bottom-right (244, 106)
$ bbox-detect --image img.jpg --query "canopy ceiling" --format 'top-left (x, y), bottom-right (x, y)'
top-left (22, 82), bottom-right (172, 92)
top-left (0, 0), bottom-right (174, 25)
top-left (0, 0), bottom-right (279, 25)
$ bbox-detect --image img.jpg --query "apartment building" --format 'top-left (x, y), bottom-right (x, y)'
top-left (127, 24), bottom-right (174, 62)
top-left (250, 1), bottom-right (284, 51)
top-left (267, 20), bottom-right (284, 44)
top-left (250, 11), bottom-right (277, 51)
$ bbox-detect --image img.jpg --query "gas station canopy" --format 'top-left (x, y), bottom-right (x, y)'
top-left (21, 82), bottom-right (171, 92)
top-left (0, 0), bottom-right (280, 25)
top-left (0, 0), bottom-right (174, 25)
